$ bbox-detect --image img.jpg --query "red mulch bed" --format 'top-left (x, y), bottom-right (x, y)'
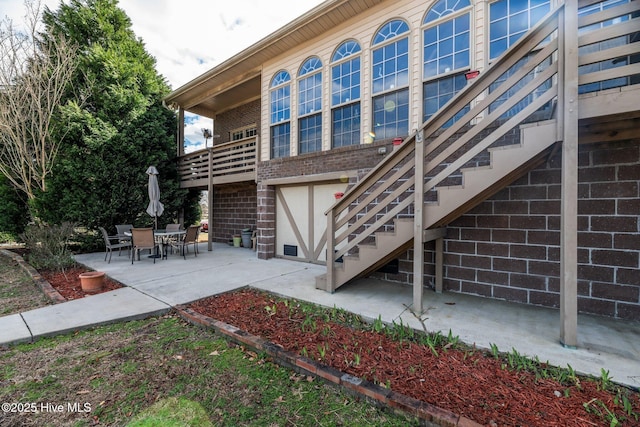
top-left (40, 267), bottom-right (123, 301)
top-left (189, 288), bottom-right (640, 426)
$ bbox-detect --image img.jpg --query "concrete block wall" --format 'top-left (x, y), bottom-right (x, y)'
top-left (212, 182), bottom-right (257, 244)
top-left (257, 183), bottom-right (275, 259)
top-left (375, 139), bottom-right (640, 321)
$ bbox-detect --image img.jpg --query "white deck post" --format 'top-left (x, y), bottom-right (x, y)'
top-left (177, 108), bottom-right (185, 157)
top-left (435, 237), bottom-right (443, 293)
top-left (559, 1), bottom-right (579, 348)
top-left (207, 148), bottom-right (214, 252)
top-left (413, 132), bottom-right (425, 313)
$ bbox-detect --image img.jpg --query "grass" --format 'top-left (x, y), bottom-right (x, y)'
top-left (0, 315), bottom-right (417, 426)
top-left (0, 254), bottom-right (51, 315)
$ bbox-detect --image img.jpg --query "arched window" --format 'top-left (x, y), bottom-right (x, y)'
top-left (423, 0), bottom-right (471, 124)
top-left (372, 20), bottom-right (410, 140)
top-left (270, 70), bottom-right (291, 158)
top-left (298, 57), bottom-right (323, 154)
top-left (331, 40), bottom-right (361, 148)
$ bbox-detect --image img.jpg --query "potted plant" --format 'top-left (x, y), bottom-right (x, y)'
top-left (79, 271), bottom-right (105, 293)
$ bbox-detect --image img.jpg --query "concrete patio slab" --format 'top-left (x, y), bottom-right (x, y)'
top-left (1, 243), bottom-right (637, 389)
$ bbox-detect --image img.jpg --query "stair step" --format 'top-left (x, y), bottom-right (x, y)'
top-left (424, 120), bottom-right (557, 227)
top-left (319, 119), bottom-right (558, 291)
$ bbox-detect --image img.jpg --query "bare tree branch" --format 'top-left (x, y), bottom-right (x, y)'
top-left (0, 0), bottom-right (79, 204)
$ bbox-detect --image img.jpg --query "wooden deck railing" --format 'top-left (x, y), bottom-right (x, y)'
top-left (177, 137), bottom-right (257, 188)
top-left (323, 0), bottom-right (640, 290)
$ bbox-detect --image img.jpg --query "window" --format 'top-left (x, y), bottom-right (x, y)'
top-left (298, 57), bottom-right (323, 154)
top-left (331, 40), bottom-right (361, 148)
top-left (489, 0), bottom-right (551, 60)
top-left (372, 20), bottom-right (410, 140)
top-left (423, 0), bottom-right (471, 124)
top-left (231, 125), bottom-right (257, 141)
top-left (488, 0), bottom-right (553, 119)
top-left (423, 74), bottom-right (468, 125)
top-left (270, 71), bottom-right (291, 158)
top-left (578, 0), bottom-right (639, 94)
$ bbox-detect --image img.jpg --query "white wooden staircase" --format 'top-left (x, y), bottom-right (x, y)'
top-left (317, 0), bottom-right (640, 293)
top-left (316, 121), bottom-right (558, 291)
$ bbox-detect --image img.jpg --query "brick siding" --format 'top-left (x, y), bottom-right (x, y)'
top-left (375, 139), bottom-right (640, 321)
top-left (257, 139), bottom-right (392, 182)
top-left (215, 100), bottom-right (260, 144)
top-left (211, 182), bottom-right (257, 244)
top-left (257, 183), bottom-right (275, 259)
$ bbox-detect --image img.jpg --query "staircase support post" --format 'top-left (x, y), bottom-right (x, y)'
top-left (435, 237), bottom-right (443, 293)
top-left (326, 209), bottom-right (335, 293)
top-left (413, 132), bottom-right (425, 313)
top-left (559, 1), bottom-right (579, 348)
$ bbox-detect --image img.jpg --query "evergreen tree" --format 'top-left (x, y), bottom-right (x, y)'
top-left (37, 0), bottom-right (199, 229)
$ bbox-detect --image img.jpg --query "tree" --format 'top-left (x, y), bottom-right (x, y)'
top-left (35, 0), bottom-right (199, 229)
top-left (0, 0), bottom-right (79, 211)
top-left (0, 175), bottom-right (28, 239)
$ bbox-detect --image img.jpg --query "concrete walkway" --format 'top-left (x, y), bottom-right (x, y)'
top-left (1, 242), bottom-right (638, 390)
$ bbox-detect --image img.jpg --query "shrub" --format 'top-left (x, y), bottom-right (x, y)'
top-left (20, 222), bottom-right (77, 271)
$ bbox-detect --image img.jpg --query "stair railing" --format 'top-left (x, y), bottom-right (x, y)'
top-left (324, 5), bottom-right (565, 291)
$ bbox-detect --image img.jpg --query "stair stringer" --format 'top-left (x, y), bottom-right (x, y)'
top-left (317, 120), bottom-right (559, 292)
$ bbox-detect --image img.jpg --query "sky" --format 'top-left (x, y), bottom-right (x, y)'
top-left (1, 0), bottom-right (325, 150)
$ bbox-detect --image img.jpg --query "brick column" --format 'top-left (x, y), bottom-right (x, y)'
top-left (257, 183), bottom-right (276, 259)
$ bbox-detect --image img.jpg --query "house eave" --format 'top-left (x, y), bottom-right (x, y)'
top-left (164, 0), bottom-right (386, 115)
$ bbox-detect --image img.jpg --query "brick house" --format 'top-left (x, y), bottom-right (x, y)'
top-left (164, 0), bottom-right (640, 345)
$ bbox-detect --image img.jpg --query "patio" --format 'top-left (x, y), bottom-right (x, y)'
top-left (74, 242), bottom-right (640, 390)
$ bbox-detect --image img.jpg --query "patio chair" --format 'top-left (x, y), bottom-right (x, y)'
top-left (179, 225), bottom-right (200, 259)
top-left (166, 223), bottom-right (182, 232)
top-left (131, 228), bottom-right (160, 264)
top-left (116, 224), bottom-right (133, 244)
top-left (99, 226), bottom-right (131, 263)
top-left (164, 223), bottom-right (182, 254)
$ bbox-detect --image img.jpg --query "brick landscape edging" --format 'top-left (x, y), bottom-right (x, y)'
top-left (0, 249), bottom-right (66, 304)
top-left (175, 304), bottom-right (481, 427)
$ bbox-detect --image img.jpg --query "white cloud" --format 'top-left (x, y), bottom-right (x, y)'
top-left (118, 0), bottom-right (324, 90)
top-left (3, 0), bottom-right (324, 151)
top-left (3, 0), bottom-right (324, 89)
top-left (184, 114), bottom-right (214, 153)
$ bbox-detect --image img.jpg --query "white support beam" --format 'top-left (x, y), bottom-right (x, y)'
top-left (435, 237), bottom-right (444, 294)
top-left (413, 131), bottom-right (425, 314)
top-left (560, 1), bottom-right (579, 348)
top-left (207, 149), bottom-right (214, 252)
top-left (177, 108), bottom-right (185, 157)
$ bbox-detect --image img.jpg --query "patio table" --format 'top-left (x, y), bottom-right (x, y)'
top-left (125, 229), bottom-right (186, 259)
top-left (154, 229), bottom-right (186, 259)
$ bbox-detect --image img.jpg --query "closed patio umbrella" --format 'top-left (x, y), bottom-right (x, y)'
top-left (146, 166), bottom-right (164, 229)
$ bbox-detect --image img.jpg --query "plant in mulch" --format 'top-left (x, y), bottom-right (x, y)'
top-left (38, 266), bottom-right (123, 301)
top-left (188, 289), bottom-right (640, 427)
top-left (20, 222), bottom-right (77, 272)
